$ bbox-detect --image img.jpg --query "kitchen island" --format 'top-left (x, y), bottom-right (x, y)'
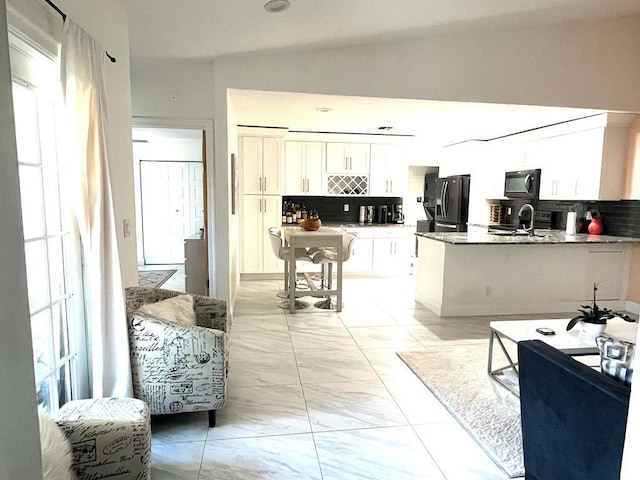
top-left (415, 231), bottom-right (640, 317)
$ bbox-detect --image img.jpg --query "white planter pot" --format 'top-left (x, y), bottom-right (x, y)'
top-left (580, 321), bottom-right (607, 339)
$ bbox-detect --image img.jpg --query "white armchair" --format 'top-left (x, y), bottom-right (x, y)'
top-left (124, 287), bottom-right (228, 427)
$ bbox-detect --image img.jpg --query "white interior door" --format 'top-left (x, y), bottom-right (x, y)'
top-left (141, 161), bottom-right (200, 264)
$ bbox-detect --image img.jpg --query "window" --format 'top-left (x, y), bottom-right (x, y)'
top-left (10, 33), bottom-right (88, 410)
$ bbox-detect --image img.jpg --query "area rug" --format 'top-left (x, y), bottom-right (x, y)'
top-left (397, 344), bottom-right (524, 478)
top-left (137, 269), bottom-right (176, 288)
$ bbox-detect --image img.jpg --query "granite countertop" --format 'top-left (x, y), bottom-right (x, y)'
top-left (285, 222), bottom-right (414, 229)
top-left (415, 230), bottom-right (640, 245)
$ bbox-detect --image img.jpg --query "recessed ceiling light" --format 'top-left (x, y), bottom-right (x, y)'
top-left (378, 126), bottom-right (393, 130)
top-left (316, 107), bottom-right (332, 113)
top-left (264, 0), bottom-right (290, 13)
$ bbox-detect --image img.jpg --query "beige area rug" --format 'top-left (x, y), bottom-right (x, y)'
top-left (397, 344), bottom-right (524, 478)
top-left (137, 269), bottom-right (176, 288)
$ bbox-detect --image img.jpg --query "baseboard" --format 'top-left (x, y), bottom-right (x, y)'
top-left (415, 299), bottom-right (628, 318)
top-left (625, 300), bottom-right (640, 316)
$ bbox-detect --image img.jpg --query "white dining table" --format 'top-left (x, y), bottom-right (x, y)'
top-left (283, 226), bottom-right (345, 314)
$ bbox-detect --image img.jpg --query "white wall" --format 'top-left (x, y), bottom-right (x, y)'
top-left (0, 1), bottom-right (42, 477)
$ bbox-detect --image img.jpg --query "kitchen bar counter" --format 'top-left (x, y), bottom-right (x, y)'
top-left (415, 233), bottom-right (638, 317)
top-left (284, 222), bottom-right (413, 229)
top-left (416, 231), bottom-right (640, 245)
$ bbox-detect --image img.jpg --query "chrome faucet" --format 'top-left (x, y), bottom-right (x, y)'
top-left (518, 203), bottom-right (535, 236)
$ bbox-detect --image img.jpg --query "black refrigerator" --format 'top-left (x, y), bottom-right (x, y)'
top-left (435, 174), bottom-right (470, 232)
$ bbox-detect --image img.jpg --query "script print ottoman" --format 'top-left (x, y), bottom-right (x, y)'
top-left (56, 397), bottom-right (151, 480)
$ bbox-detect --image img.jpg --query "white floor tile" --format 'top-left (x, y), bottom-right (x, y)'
top-left (303, 379), bottom-right (408, 432)
top-left (314, 426), bottom-right (445, 480)
top-left (414, 422), bottom-right (513, 480)
top-left (149, 276), bottom-right (555, 480)
top-left (151, 441), bottom-right (204, 480)
top-left (200, 434), bottom-right (322, 480)
top-left (207, 384), bottom-right (311, 440)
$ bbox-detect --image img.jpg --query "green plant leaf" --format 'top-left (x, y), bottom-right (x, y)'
top-left (566, 316), bottom-right (583, 331)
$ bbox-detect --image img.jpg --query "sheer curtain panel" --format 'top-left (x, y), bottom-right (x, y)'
top-left (60, 20), bottom-right (132, 397)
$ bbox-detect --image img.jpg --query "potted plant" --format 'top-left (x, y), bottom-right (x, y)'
top-left (566, 283), bottom-right (634, 337)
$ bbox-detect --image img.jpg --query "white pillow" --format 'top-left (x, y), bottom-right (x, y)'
top-left (136, 294), bottom-right (196, 326)
top-left (39, 408), bottom-right (76, 480)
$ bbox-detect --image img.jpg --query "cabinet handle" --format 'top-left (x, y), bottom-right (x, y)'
top-left (389, 180), bottom-right (393, 193)
top-left (305, 178), bottom-right (309, 192)
top-left (301, 178), bottom-right (305, 192)
top-left (263, 177), bottom-right (267, 192)
top-left (259, 177), bottom-right (262, 191)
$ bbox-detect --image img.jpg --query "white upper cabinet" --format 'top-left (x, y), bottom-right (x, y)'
top-left (369, 144), bottom-right (409, 196)
top-left (284, 141), bottom-right (324, 195)
top-left (508, 113), bottom-right (633, 201)
top-left (522, 125), bottom-right (627, 200)
top-left (239, 136), bottom-right (284, 195)
top-left (326, 142), bottom-right (370, 174)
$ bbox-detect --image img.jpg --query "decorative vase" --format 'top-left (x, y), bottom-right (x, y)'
top-left (587, 210), bottom-right (604, 235)
top-left (580, 321), bottom-right (606, 339)
top-left (301, 218), bottom-right (321, 231)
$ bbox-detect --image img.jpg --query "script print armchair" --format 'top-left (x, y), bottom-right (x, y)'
top-left (125, 286), bottom-right (229, 427)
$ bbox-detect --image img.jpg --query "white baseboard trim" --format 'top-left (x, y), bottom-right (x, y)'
top-left (625, 300), bottom-right (640, 316)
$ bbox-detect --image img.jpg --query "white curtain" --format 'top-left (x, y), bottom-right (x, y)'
top-left (60, 20), bottom-right (133, 398)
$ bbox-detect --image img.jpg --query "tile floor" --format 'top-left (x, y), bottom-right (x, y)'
top-left (149, 273), bottom-right (577, 480)
top-left (138, 263), bottom-right (185, 291)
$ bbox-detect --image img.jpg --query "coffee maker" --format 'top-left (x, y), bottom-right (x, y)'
top-left (377, 205), bottom-right (388, 224)
top-left (392, 204), bottom-right (404, 224)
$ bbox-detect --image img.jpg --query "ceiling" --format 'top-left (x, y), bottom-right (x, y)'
top-left (119, 0), bottom-right (640, 147)
top-left (229, 90), bottom-right (604, 147)
top-left (117, 0), bottom-right (640, 60)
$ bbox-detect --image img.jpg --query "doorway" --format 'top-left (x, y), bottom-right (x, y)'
top-left (139, 160), bottom-right (204, 263)
top-left (132, 127), bottom-right (206, 266)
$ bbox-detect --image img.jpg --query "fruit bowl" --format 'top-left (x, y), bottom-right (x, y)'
top-left (300, 218), bottom-right (321, 231)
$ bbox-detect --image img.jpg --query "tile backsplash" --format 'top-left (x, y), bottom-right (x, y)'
top-left (498, 198), bottom-right (640, 237)
top-left (283, 196), bottom-right (402, 223)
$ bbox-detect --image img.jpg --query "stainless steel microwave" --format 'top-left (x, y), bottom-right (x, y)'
top-left (504, 169), bottom-right (541, 199)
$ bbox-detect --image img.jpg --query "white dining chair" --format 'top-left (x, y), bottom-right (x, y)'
top-left (268, 228), bottom-right (314, 309)
top-left (309, 232), bottom-right (357, 309)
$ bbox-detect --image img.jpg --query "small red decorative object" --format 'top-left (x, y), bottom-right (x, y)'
top-left (587, 210), bottom-right (604, 235)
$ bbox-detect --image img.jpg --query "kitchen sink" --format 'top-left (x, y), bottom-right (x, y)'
top-left (489, 230), bottom-right (547, 238)
top-left (490, 231), bottom-right (530, 236)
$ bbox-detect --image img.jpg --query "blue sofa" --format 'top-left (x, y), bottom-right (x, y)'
top-left (518, 340), bottom-right (631, 480)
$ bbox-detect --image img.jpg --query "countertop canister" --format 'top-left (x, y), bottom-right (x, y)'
top-left (566, 211), bottom-right (577, 235)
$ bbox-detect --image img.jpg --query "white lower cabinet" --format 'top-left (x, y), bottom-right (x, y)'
top-left (373, 236), bottom-right (414, 274)
top-left (241, 195), bottom-right (283, 274)
top-left (184, 238), bottom-right (207, 295)
top-left (344, 229), bottom-right (373, 273)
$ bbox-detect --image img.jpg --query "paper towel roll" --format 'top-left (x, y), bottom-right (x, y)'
top-left (566, 211), bottom-right (577, 235)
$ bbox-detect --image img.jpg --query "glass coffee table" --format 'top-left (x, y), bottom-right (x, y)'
top-left (488, 318), bottom-right (637, 395)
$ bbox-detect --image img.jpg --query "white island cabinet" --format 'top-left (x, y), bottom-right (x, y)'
top-left (415, 232), bottom-right (639, 317)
